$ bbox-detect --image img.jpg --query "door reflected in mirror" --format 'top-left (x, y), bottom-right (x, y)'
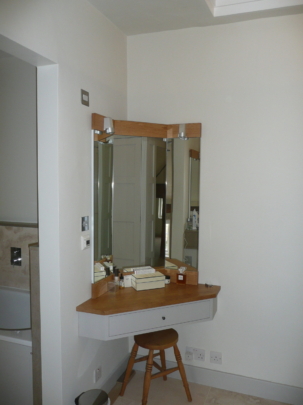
top-left (93, 136), bottom-right (200, 283)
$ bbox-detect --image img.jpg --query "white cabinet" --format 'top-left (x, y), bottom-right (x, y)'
top-left (78, 298), bottom-right (217, 341)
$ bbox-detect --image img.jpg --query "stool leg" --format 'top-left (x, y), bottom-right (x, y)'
top-left (159, 350), bottom-right (167, 381)
top-left (120, 343), bottom-right (139, 396)
top-left (142, 349), bottom-right (154, 405)
top-left (173, 344), bottom-right (192, 402)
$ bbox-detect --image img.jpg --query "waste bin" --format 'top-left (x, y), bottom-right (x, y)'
top-left (75, 389), bottom-right (110, 405)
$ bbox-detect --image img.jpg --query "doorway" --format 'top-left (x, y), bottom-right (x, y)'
top-left (0, 35), bottom-right (59, 405)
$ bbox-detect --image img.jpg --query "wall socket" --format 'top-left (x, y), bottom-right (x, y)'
top-left (193, 348), bottom-right (205, 361)
top-left (94, 366), bottom-right (102, 383)
top-left (185, 346), bottom-right (193, 361)
top-left (184, 255), bottom-right (192, 266)
top-left (185, 347), bottom-right (205, 361)
top-left (210, 351), bottom-right (222, 364)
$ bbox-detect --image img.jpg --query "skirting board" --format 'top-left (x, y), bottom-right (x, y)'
top-left (133, 359), bottom-right (303, 405)
top-left (101, 354), bottom-right (129, 395)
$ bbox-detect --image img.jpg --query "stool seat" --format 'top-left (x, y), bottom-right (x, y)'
top-left (120, 328), bottom-right (192, 405)
top-left (135, 328), bottom-right (178, 350)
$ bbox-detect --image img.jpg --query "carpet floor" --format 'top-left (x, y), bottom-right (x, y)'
top-left (109, 371), bottom-right (289, 405)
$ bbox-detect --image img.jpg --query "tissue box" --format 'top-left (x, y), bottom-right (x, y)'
top-left (94, 272), bottom-right (106, 282)
top-left (131, 271), bottom-right (165, 291)
top-left (94, 262), bottom-right (106, 281)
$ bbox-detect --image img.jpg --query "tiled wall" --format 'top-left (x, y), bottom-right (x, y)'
top-left (0, 224), bottom-right (38, 290)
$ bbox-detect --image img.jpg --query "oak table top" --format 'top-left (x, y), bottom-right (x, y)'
top-left (76, 283), bottom-right (221, 316)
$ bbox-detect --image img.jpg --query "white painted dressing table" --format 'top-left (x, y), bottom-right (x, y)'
top-left (76, 283), bottom-right (220, 340)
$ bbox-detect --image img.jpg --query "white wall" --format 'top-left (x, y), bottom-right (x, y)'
top-left (0, 57), bottom-right (37, 223)
top-left (0, 1), bottom-right (129, 404)
top-left (127, 15), bottom-right (303, 388)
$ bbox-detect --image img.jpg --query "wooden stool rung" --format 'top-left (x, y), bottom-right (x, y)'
top-left (151, 360), bottom-right (162, 371)
top-left (150, 366), bottom-right (179, 380)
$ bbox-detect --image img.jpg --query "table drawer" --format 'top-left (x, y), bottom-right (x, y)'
top-left (109, 300), bottom-right (211, 337)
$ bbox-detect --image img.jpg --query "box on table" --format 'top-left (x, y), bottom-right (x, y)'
top-left (131, 271), bottom-right (165, 291)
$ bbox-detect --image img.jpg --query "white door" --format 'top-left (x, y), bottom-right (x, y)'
top-left (141, 138), bottom-right (156, 266)
top-left (112, 137), bottom-right (142, 268)
top-left (142, 138), bottom-right (167, 266)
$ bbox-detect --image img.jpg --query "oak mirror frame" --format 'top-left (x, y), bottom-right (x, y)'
top-left (91, 114), bottom-right (201, 283)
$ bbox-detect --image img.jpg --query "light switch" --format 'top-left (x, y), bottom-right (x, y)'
top-left (81, 89), bottom-right (89, 106)
top-left (11, 247), bottom-right (22, 266)
top-left (81, 216), bottom-right (89, 232)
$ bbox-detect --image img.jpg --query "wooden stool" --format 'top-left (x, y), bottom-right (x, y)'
top-left (120, 328), bottom-right (192, 405)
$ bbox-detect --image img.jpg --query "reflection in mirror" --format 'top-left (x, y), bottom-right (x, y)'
top-left (184, 148), bottom-right (200, 268)
top-left (169, 139), bottom-right (200, 268)
top-left (94, 141), bottom-right (113, 270)
top-left (112, 136), bottom-right (166, 269)
top-left (190, 154), bottom-right (200, 211)
top-left (93, 136), bottom-right (200, 282)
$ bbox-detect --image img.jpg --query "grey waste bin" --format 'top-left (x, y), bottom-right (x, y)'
top-left (75, 389), bottom-right (110, 405)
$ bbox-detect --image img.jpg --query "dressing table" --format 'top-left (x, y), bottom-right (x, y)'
top-left (76, 282), bottom-right (220, 341)
top-left (78, 114), bottom-right (220, 341)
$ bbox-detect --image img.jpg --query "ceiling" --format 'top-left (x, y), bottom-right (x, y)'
top-left (88, 0), bottom-right (303, 36)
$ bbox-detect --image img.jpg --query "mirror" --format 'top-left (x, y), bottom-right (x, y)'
top-left (183, 149), bottom-right (200, 268)
top-left (94, 141), bottom-right (113, 261)
top-left (93, 135), bottom-right (200, 282)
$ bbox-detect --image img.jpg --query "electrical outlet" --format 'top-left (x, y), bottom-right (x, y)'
top-left (94, 366), bottom-right (102, 383)
top-left (185, 346), bottom-right (193, 361)
top-left (184, 255), bottom-right (192, 266)
top-left (193, 348), bottom-right (205, 361)
top-left (210, 351), bottom-right (222, 364)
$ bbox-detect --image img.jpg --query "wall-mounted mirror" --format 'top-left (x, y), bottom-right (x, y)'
top-left (94, 141), bottom-right (113, 261)
top-left (184, 149), bottom-right (200, 268)
top-left (93, 134), bottom-right (200, 282)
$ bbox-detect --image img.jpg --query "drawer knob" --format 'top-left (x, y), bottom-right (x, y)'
top-left (162, 316), bottom-right (166, 320)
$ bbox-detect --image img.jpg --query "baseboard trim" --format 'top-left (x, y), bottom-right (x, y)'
top-left (133, 359), bottom-right (303, 405)
top-left (102, 354), bottom-right (129, 394)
